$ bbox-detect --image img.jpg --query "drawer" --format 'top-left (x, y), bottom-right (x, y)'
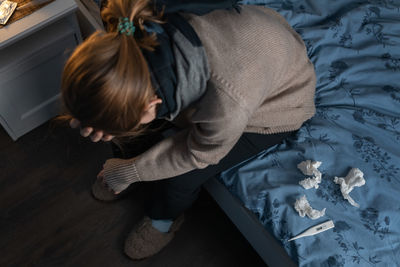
top-left (0, 18), bottom-right (79, 140)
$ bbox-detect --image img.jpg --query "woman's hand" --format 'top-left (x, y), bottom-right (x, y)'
top-left (101, 158), bottom-right (138, 193)
top-left (97, 169), bottom-right (121, 195)
top-left (69, 118), bottom-right (114, 142)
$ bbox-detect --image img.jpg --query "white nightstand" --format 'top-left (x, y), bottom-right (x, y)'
top-left (0, 0), bottom-right (82, 140)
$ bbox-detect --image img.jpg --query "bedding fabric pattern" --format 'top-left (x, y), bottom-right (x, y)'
top-left (219, 1), bottom-right (400, 266)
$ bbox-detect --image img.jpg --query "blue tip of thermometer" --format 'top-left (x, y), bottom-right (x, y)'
top-left (288, 220), bottom-right (335, 242)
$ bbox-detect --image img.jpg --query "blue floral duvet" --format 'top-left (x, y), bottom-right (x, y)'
top-left (218, 1), bottom-right (400, 266)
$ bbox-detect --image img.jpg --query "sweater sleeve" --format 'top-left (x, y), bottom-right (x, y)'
top-left (103, 81), bottom-right (251, 193)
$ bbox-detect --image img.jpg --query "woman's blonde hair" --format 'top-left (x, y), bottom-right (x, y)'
top-left (58, 0), bottom-right (164, 138)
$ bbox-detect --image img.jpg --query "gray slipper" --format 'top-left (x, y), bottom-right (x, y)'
top-left (91, 177), bottom-right (143, 202)
top-left (124, 215), bottom-right (185, 260)
top-left (91, 178), bottom-right (121, 202)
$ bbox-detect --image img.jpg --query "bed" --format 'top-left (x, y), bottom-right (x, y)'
top-left (77, 0), bottom-right (400, 265)
top-left (203, 0), bottom-right (400, 266)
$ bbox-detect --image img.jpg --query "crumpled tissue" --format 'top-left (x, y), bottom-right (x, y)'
top-left (297, 160), bottom-right (322, 189)
top-left (334, 168), bottom-right (365, 208)
top-left (294, 195), bottom-right (326, 220)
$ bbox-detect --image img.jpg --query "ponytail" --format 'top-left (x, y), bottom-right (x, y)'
top-left (101, 0), bottom-right (164, 51)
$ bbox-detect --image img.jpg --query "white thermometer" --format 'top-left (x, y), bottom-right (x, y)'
top-left (288, 220), bottom-right (335, 242)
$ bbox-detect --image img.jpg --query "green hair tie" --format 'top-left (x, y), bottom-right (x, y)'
top-left (118, 17), bottom-right (136, 36)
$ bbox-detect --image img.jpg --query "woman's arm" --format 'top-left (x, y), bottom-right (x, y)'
top-left (102, 81), bottom-right (252, 193)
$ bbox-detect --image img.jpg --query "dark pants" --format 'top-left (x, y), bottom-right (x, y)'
top-left (111, 120), bottom-right (294, 221)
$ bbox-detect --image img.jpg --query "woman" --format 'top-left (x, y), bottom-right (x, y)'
top-left (61, 0), bottom-right (316, 260)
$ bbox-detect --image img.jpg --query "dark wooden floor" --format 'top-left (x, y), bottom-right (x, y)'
top-left (0, 121), bottom-right (267, 267)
